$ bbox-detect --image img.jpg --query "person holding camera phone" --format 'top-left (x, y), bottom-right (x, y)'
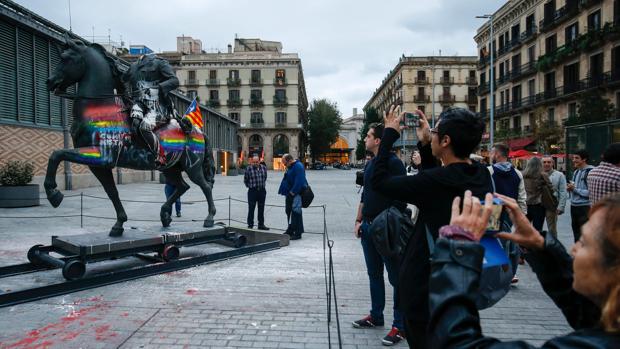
top-left (352, 122), bottom-right (407, 346)
top-left (371, 106), bottom-right (493, 348)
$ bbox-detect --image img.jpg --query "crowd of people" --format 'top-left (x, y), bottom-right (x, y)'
top-left (352, 105), bottom-right (620, 348)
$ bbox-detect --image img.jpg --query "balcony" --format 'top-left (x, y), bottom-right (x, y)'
top-left (205, 79), bottom-right (220, 86)
top-left (250, 98), bottom-right (264, 108)
top-left (227, 98), bottom-right (243, 108)
top-left (185, 79), bottom-right (200, 86)
top-left (207, 99), bottom-right (220, 108)
top-left (510, 36), bottom-right (522, 51)
top-left (249, 78), bottom-right (263, 87)
top-left (466, 76), bottom-right (477, 85)
top-left (414, 94), bottom-right (431, 103)
top-left (497, 43), bottom-right (512, 57)
top-left (415, 77), bottom-right (429, 84)
top-left (497, 74), bottom-right (510, 86)
top-left (579, 0), bottom-right (602, 10)
top-left (274, 78), bottom-right (288, 86)
top-left (539, 3), bottom-right (579, 33)
top-left (520, 25), bottom-right (538, 43)
top-left (273, 97), bottom-right (288, 107)
top-left (438, 94), bottom-right (456, 104)
top-left (478, 82), bottom-right (490, 95)
top-left (440, 76), bottom-right (454, 85)
top-left (227, 78), bottom-right (241, 87)
top-left (240, 122), bottom-right (302, 129)
top-left (509, 68), bottom-right (522, 82)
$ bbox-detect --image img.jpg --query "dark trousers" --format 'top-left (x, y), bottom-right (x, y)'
top-left (526, 204), bottom-right (546, 231)
top-left (571, 205), bottom-right (590, 242)
top-left (360, 221), bottom-right (403, 329)
top-left (247, 187), bottom-right (266, 227)
top-left (404, 317), bottom-right (428, 348)
top-left (285, 194), bottom-right (304, 236)
top-left (164, 184), bottom-right (181, 215)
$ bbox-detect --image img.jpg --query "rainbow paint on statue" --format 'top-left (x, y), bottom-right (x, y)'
top-left (159, 129), bottom-right (205, 153)
top-left (188, 133), bottom-right (205, 153)
top-left (77, 146), bottom-right (107, 165)
top-left (83, 104), bottom-right (129, 134)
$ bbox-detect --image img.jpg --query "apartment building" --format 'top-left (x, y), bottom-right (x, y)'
top-left (365, 56), bottom-right (478, 156)
top-left (174, 37), bottom-right (308, 169)
top-left (475, 0), bottom-right (620, 151)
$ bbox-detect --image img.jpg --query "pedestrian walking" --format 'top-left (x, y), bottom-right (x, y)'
top-left (352, 122), bottom-right (406, 346)
top-left (244, 155), bottom-right (269, 230)
top-left (523, 157), bottom-right (552, 232)
top-left (164, 180), bottom-right (182, 218)
top-left (542, 156), bottom-right (568, 238)
top-left (278, 154), bottom-right (307, 240)
top-left (568, 150), bottom-right (594, 242)
top-left (588, 143), bottom-right (620, 205)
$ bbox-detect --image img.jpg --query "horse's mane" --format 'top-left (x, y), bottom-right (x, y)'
top-left (89, 43), bottom-right (126, 96)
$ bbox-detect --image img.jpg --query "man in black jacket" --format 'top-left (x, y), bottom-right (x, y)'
top-left (371, 106), bottom-right (493, 348)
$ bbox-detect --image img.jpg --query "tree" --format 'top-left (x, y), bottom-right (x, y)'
top-left (355, 107), bottom-right (381, 160)
top-left (531, 107), bottom-right (563, 154)
top-left (307, 99), bottom-right (342, 160)
top-left (566, 91), bottom-right (616, 126)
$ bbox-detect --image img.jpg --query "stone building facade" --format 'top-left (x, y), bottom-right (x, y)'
top-left (172, 37), bottom-right (308, 169)
top-left (475, 0), bottom-right (620, 151)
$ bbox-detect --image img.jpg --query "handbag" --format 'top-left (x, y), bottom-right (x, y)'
top-left (369, 206), bottom-right (415, 258)
top-left (540, 176), bottom-right (558, 211)
top-left (301, 185), bottom-right (314, 208)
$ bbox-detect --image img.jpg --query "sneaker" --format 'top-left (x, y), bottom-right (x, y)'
top-left (290, 234), bottom-right (302, 240)
top-left (511, 275), bottom-right (519, 285)
top-left (257, 225), bottom-right (270, 231)
top-left (176, 212), bottom-right (182, 217)
top-left (382, 327), bottom-right (405, 346)
top-left (352, 315), bottom-right (384, 328)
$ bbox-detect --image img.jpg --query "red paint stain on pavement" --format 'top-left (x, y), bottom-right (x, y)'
top-left (120, 312), bottom-right (129, 317)
top-left (185, 288), bottom-right (199, 295)
top-left (1, 302), bottom-right (113, 349)
top-left (94, 324), bottom-right (117, 341)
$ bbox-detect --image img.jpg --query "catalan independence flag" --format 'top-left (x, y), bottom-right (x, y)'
top-left (183, 99), bottom-right (204, 129)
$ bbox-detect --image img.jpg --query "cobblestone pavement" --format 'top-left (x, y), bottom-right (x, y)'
top-left (0, 169), bottom-right (575, 348)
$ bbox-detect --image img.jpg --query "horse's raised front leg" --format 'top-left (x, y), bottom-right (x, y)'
top-left (89, 167), bottom-right (127, 237)
top-left (44, 147), bottom-right (114, 208)
top-left (185, 164), bottom-right (216, 228)
top-left (160, 167), bottom-right (190, 228)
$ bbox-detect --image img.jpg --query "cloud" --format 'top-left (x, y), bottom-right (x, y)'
top-left (15, 0), bottom-right (507, 117)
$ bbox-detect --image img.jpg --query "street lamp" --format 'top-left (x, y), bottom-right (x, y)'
top-left (476, 14), bottom-right (494, 148)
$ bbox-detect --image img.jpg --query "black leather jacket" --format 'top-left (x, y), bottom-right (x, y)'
top-left (428, 232), bottom-right (620, 348)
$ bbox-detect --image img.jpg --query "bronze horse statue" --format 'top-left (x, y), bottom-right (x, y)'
top-left (44, 37), bottom-right (216, 236)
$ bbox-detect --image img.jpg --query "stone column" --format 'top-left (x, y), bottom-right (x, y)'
top-left (241, 132), bottom-right (249, 161)
top-left (263, 131), bottom-right (273, 169)
top-left (289, 132), bottom-right (299, 159)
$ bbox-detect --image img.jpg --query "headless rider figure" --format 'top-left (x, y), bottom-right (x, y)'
top-left (123, 54), bottom-right (191, 166)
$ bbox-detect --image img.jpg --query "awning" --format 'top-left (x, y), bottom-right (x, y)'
top-left (508, 149), bottom-right (532, 158)
top-left (507, 137), bottom-right (535, 150)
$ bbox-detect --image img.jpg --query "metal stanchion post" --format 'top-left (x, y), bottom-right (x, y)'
top-left (80, 192), bottom-right (83, 228)
top-left (228, 196), bottom-right (231, 227)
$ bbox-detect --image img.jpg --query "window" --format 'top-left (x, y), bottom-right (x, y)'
top-left (188, 70), bottom-right (196, 80)
top-left (568, 102), bottom-right (577, 118)
top-left (209, 90), bottom-right (219, 100)
top-left (209, 70), bottom-right (217, 79)
top-left (275, 89), bottom-right (286, 100)
top-left (590, 53), bottom-right (604, 81)
top-left (188, 90), bottom-right (197, 99)
top-left (417, 105), bottom-right (425, 113)
top-left (528, 79), bottom-right (536, 96)
top-left (229, 70), bottom-right (239, 79)
top-left (273, 134), bottom-right (289, 157)
top-left (512, 85), bottom-right (522, 105)
top-left (229, 89), bottom-right (240, 100)
top-left (499, 62), bottom-right (505, 78)
top-left (417, 70), bottom-right (426, 79)
top-left (565, 22), bottom-right (579, 43)
top-left (588, 10), bottom-right (601, 31)
top-left (276, 112), bottom-right (287, 125)
top-left (548, 108), bottom-right (555, 124)
top-left (480, 72), bottom-right (486, 84)
top-left (418, 87), bottom-right (425, 96)
top-left (251, 70), bottom-right (261, 82)
top-left (545, 34), bottom-right (557, 54)
top-left (442, 86), bottom-right (450, 95)
top-left (250, 89), bottom-right (262, 100)
top-left (526, 14), bottom-right (535, 33)
top-left (528, 45), bottom-right (536, 63)
top-left (513, 116), bottom-right (521, 130)
top-left (529, 113), bottom-right (535, 128)
top-left (228, 112), bottom-right (239, 122)
top-left (443, 70), bottom-right (450, 78)
top-left (251, 112), bottom-right (263, 124)
top-left (275, 69), bottom-right (286, 85)
top-left (469, 70), bottom-right (476, 78)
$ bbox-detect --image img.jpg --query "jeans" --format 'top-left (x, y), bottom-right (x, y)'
top-left (164, 184), bottom-right (181, 215)
top-left (526, 204), bottom-right (546, 231)
top-left (247, 187), bottom-right (266, 227)
top-left (499, 211), bottom-right (520, 277)
top-left (360, 220), bottom-right (403, 330)
top-left (571, 205), bottom-right (590, 242)
top-left (285, 194), bottom-right (304, 236)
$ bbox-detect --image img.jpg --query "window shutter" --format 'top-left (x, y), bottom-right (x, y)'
top-left (49, 42), bottom-right (62, 127)
top-left (17, 28), bottom-right (35, 123)
top-left (34, 35), bottom-right (50, 125)
top-left (0, 20), bottom-right (17, 121)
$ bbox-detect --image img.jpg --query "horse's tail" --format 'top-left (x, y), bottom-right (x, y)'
top-left (202, 134), bottom-right (215, 186)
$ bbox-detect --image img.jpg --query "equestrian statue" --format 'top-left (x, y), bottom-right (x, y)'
top-left (44, 34), bottom-right (216, 237)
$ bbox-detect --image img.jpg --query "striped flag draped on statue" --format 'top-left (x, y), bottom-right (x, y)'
top-left (183, 99), bottom-right (204, 129)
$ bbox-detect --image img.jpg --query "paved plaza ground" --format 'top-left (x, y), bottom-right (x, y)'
top-left (0, 169), bottom-right (575, 348)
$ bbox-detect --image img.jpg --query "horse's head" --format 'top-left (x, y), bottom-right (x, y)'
top-left (47, 33), bottom-right (87, 93)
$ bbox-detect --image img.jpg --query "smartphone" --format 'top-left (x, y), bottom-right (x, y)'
top-left (404, 112), bottom-right (420, 127)
top-left (482, 197), bottom-right (504, 232)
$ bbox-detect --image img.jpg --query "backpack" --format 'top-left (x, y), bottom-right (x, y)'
top-left (369, 206), bottom-right (415, 258)
top-left (425, 224), bottom-right (512, 310)
top-left (540, 178), bottom-right (559, 211)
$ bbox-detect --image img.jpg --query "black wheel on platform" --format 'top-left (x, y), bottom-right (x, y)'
top-left (233, 234), bottom-right (247, 248)
top-left (62, 260), bottom-right (86, 280)
top-left (161, 245), bottom-right (180, 262)
top-left (27, 244), bottom-right (45, 265)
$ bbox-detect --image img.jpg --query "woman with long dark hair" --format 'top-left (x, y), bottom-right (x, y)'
top-left (523, 157), bottom-right (552, 231)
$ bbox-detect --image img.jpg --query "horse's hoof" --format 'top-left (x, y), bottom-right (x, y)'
top-left (47, 190), bottom-right (64, 208)
top-left (109, 226), bottom-right (124, 237)
top-left (203, 219), bottom-right (214, 228)
top-left (161, 212), bottom-right (172, 228)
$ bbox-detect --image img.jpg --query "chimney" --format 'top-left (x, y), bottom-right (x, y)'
top-left (227, 44), bottom-right (232, 54)
top-left (353, 108), bottom-right (358, 116)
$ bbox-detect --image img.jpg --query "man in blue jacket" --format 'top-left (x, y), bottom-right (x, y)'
top-left (278, 153), bottom-right (308, 240)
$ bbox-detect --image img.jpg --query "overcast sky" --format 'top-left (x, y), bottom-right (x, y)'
top-left (16, 0), bottom-right (506, 117)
